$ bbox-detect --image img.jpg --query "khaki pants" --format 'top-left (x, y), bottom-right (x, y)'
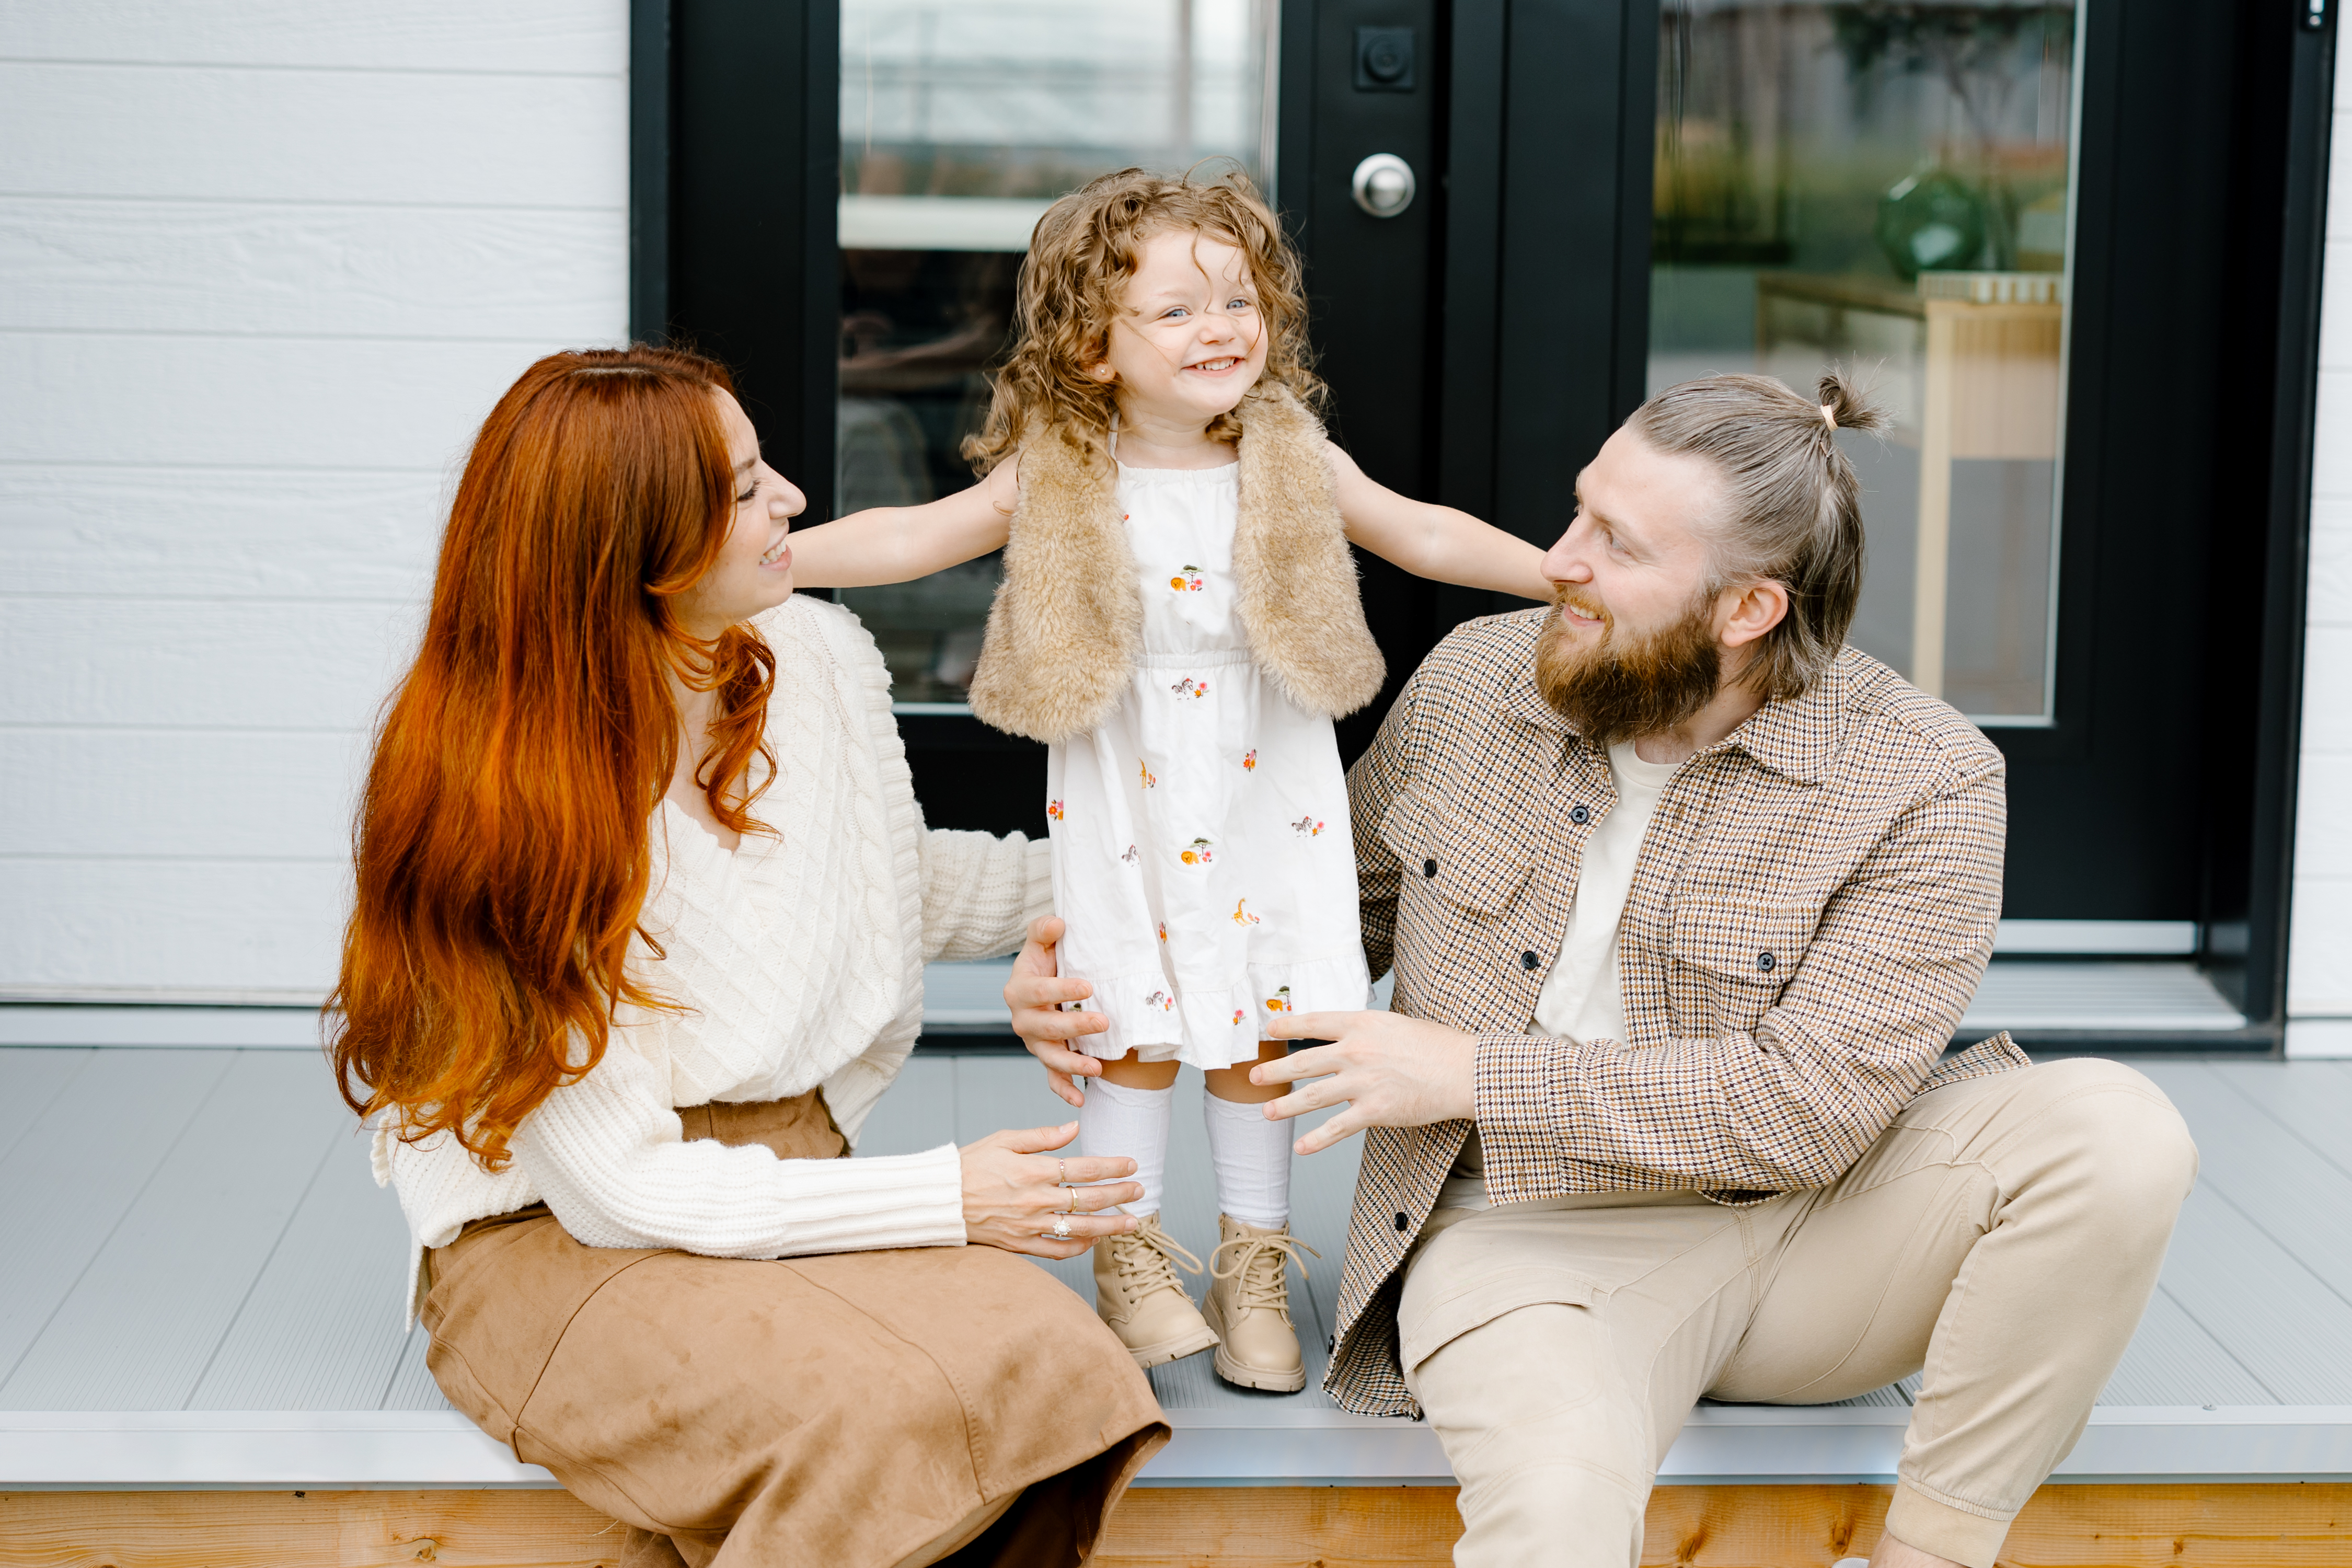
top-left (1397, 1058), bottom-right (2196, 1568)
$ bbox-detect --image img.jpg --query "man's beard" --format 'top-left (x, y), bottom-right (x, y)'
top-left (1533, 584), bottom-right (1724, 747)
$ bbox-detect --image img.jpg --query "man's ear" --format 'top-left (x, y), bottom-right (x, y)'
top-left (1719, 579), bottom-right (1789, 650)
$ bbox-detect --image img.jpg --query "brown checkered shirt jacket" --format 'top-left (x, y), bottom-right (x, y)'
top-left (1326, 608), bottom-right (2027, 1415)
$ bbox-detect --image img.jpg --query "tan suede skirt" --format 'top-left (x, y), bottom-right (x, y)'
top-left (420, 1091), bottom-right (1168, 1568)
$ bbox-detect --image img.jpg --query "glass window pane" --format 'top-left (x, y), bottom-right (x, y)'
top-left (1651, 0), bottom-right (2082, 723)
top-left (837, 1), bottom-right (1279, 707)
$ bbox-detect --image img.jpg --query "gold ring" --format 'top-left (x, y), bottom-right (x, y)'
top-left (1051, 1217), bottom-right (1072, 1240)
top-left (1057, 1159), bottom-right (1068, 1185)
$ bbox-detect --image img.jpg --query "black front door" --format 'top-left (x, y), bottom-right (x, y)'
top-left (643, 0), bottom-right (1466, 835)
top-left (638, 0), bottom-right (2331, 1048)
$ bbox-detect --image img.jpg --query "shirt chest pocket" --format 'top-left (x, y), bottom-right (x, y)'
top-left (1667, 900), bottom-right (1815, 1035)
top-left (1377, 792), bottom-right (1537, 1022)
top-left (1378, 791), bottom-right (1537, 920)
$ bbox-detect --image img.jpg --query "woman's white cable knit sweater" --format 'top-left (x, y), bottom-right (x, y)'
top-left (375, 595), bottom-right (1052, 1320)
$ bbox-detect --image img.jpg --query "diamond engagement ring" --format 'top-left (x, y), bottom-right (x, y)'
top-left (1057, 1159), bottom-right (1068, 1185)
top-left (1051, 1217), bottom-right (1072, 1240)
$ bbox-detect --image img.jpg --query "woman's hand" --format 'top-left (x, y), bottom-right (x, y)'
top-left (961, 1121), bottom-right (1140, 1258)
top-left (1004, 916), bottom-right (1111, 1108)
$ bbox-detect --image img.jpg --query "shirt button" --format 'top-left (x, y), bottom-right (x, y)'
top-left (1569, 804), bottom-right (1590, 824)
top-left (1393, 1211), bottom-right (1410, 1231)
top-left (1520, 950), bottom-right (1541, 971)
top-left (1757, 951), bottom-right (1776, 973)
top-left (1422, 858), bottom-right (1438, 879)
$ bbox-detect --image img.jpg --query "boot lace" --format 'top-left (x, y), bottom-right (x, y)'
top-left (1116, 1216), bottom-right (1205, 1302)
top-left (1209, 1231), bottom-right (1322, 1324)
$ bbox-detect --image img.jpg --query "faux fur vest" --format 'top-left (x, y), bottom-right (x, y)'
top-left (966, 389), bottom-right (1387, 744)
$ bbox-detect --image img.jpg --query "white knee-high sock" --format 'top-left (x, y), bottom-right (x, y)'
top-left (1204, 1090), bottom-right (1292, 1229)
top-left (1079, 1077), bottom-right (1175, 1217)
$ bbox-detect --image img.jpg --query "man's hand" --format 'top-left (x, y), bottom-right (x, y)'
top-left (1254, 1010), bottom-right (1479, 1156)
top-left (1003, 916), bottom-right (1110, 1108)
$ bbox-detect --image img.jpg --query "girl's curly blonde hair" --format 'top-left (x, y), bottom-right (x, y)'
top-left (962, 166), bottom-right (1325, 475)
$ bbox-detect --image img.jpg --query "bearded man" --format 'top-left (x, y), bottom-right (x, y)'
top-left (1016, 372), bottom-right (2198, 1568)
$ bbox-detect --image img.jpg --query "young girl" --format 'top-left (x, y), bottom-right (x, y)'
top-left (791, 169), bottom-right (1548, 1392)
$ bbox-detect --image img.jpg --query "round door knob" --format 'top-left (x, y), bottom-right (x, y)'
top-left (1351, 153), bottom-right (1417, 218)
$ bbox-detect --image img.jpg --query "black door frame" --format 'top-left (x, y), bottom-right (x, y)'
top-left (630, 0), bottom-right (2335, 1054)
top-left (630, 1), bottom-right (837, 518)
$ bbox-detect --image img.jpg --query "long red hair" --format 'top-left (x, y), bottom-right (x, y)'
top-left (331, 344), bottom-right (777, 1169)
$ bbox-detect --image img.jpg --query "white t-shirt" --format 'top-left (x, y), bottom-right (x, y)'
top-left (1438, 739), bottom-right (1680, 1210)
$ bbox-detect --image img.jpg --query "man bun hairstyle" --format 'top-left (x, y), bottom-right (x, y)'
top-left (1628, 371), bottom-right (1886, 702)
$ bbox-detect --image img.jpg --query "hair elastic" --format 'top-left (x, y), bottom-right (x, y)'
top-left (1819, 402), bottom-right (1838, 430)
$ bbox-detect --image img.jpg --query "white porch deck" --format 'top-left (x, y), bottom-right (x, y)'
top-left (2, 1037), bottom-right (2348, 1491)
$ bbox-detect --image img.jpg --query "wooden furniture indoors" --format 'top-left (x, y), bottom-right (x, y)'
top-left (1756, 271), bottom-right (2065, 699)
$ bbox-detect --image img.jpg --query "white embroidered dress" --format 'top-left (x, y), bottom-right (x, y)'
top-left (1047, 457), bottom-right (1371, 1068)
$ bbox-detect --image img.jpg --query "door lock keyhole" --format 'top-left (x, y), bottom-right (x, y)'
top-left (1353, 26), bottom-right (1417, 91)
top-left (1352, 154), bottom-right (1417, 219)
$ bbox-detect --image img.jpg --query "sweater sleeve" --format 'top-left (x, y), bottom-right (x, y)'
top-left (919, 828), bottom-right (1055, 962)
top-left (511, 1032), bottom-right (965, 1256)
top-left (804, 591), bottom-right (1055, 965)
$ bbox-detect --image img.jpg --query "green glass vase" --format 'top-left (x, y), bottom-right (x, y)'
top-left (1876, 170), bottom-right (1988, 281)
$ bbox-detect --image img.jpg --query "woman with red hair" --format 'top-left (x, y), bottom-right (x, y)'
top-left (333, 345), bottom-right (1165, 1567)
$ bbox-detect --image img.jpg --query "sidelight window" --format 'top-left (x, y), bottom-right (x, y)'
top-left (836, 1), bottom-right (1280, 707)
top-left (1651, 0), bottom-right (2083, 723)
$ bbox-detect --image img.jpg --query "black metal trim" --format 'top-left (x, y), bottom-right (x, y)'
top-left (655, 1), bottom-right (837, 522)
top-left (797, 0), bottom-right (841, 521)
top-left (628, 0), bottom-right (671, 343)
top-left (1435, 2), bottom-right (1505, 530)
top-left (2234, 6), bottom-right (2337, 1031)
top-left (1277, 0), bottom-right (1318, 243)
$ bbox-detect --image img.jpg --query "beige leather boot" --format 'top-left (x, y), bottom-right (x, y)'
top-left (1203, 1214), bottom-right (1322, 1393)
top-left (1092, 1212), bottom-right (1218, 1368)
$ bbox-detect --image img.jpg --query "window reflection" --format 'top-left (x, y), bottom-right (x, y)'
top-left (837, 1), bottom-right (1277, 706)
top-left (1653, 0), bottom-right (2080, 722)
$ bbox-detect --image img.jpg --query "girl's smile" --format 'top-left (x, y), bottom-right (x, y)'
top-left (1088, 228), bottom-right (1271, 455)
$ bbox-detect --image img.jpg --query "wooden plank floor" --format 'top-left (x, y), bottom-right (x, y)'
top-left (4, 1482), bottom-right (2349, 1566)
top-left (0, 1048), bottom-right (2348, 1421)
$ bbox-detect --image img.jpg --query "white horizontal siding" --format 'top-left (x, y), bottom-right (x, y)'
top-left (0, 64), bottom-right (625, 207)
top-left (0, 731), bottom-right (362, 859)
top-left (0, 468), bottom-right (443, 599)
top-left (0, 335), bottom-right (566, 468)
top-left (0, 0), bottom-right (626, 74)
top-left (0, 860), bottom-right (350, 994)
top-left (2289, 63), bottom-right (2352, 1049)
top-left (1, 602), bottom-right (420, 729)
top-left (0, 1), bottom-right (629, 998)
top-left (0, 201), bottom-right (625, 339)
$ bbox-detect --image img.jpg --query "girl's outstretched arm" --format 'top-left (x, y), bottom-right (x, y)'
top-left (789, 459), bottom-right (1019, 589)
top-left (1326, 441), bottom-right (1551, 601)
